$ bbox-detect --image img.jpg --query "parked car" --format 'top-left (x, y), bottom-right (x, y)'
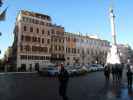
top-left (66, 65), bottom-right (77, 76)
top-left (47, 67), bottom-right (59, 76)
top-left (76, 66), bottom-right (88, 75)
top-left (38, 67), bottom-right (49, 76)
top-left (88, 64), bottom-right (98, 71)
top-left (38, 66), bottom-right (59, 76)
top-left (96, 64), bottom-right (104, 71)
top-left (65, 65), bottom-right (88, 76)
top-left (88, 64), bottom-right (104, 71)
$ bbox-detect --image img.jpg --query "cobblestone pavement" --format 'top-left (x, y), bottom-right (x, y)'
top-left (0, 71), bottom-right (133, 100)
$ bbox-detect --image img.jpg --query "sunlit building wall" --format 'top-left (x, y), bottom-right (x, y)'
top-left (65, 32), bottom-right (110, 65)
top-left (12, 10), bottom-right (64, 71)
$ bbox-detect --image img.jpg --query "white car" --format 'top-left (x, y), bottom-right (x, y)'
top-left (96, 64), bottom-right (104, 70)
top-left (39, 66), bottom-right (59, 76)
top-left (88, 64), bottom-right (99, 71)
top-left (65, 65), bottom-right (78, 76)
top-left (89, 64), bottom-right (104, 71)
top-left (47, 67), bottom-right (59, 76)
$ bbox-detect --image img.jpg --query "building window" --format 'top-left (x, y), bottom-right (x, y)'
top-left (68, 48), bottom-right (70, 53)
top-left (43, 56), bottom-right (45, 60)
top-left (24, 26), bottom-right (27, 31)
top-left (40, 21), bottom-right (44, 25)
top-left (74, 48), bottom-right (76, 54)
top-left (38, 37), bottom-right (40, 43)
top-left (55, 45), bottom-right (57, 51)
top-left (23, 17), bottom-right (26, 22)
top-left (78, 49), bottom-right (80, 53)
top-left (66, 48), bottom-right (67, 53)
top-left (42, 38), bottom-right (44, 43)
top-left (59, 39), bottom-right (61, 42)
top-left (48, 30), bottom-right (50, 35)
top-left (46, 56), bottom-right (49, 60)
top-left (47, 39), bottom-right (50, 44)
top-left (68, 38), bottom-right (70, 41)
top-left (30, 27), bottom-right (33, 32)
top-left (62, 39), bottom-right (64, 43)
top-left (59, 46), bottom-right (61, 51)
top-left (29, 18), bottom-right (32, 23)
top-left (42, 30), bottom-right (44, 34)
top-left (20, 55), bottom-right (27, 60)
top-left (21, 64), bottom-right (26, 71)
top-left (88, 50), bottom-right (90, 54)
top-left (62, 46), bottom-right (64, 51)
top-left (54, 38), bottom-right (57, 42)
top-left (46, 23), bottom-right (49, 26)
top-left (21, 35), bottom-right (24, 41)
top-left (35, 20), bottom-right (39, 24)
top-left (20, 45), bottom-right (23, 51)
top-left (43, 47), bottom-right (48, 53)
top-left (25, 45), bottom-right (31, 52)
top-left (32, 37), bottom-right (37, 42)
top-left (32, 46), bottom-right (37, 52)
top-left (37, 28), bottom-right (39, 33)
top-left (51, 29), bottom-right (54, 34)
top-left (25, 36), bottom-right (31, 42)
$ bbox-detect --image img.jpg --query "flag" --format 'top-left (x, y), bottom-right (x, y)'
top-left (0, 7), bottom-right (8, 21)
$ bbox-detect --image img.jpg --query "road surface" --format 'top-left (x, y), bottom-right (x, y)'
top-left (0, 71), bottom-right (132, 100)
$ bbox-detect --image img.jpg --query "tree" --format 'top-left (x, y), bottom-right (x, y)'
top-left (0, 0), bottom-right (3, 7)
top-left (0, 59), bottom-right (4, 71)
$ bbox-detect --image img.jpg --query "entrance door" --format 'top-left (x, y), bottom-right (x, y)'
top-left (21, 64), bottom-right (26, 72)
top-left (35, 63), bottom-right (39, 71)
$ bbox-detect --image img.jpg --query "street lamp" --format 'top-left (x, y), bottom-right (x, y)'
top-left (0, 32), bottom-right (1, 54)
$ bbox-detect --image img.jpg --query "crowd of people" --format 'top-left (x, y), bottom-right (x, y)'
top-left (104, 63), bottom-right (133, 88)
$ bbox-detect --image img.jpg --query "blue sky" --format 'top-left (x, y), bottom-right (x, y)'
top-left (0, 0), bottom-right (133, 58)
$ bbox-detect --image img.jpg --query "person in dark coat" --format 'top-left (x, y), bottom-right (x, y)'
top-left (127, 66), bottom-right (132, 88)
top-left (58, 64), bottom-right (69, 100)
top-left (104, 64), bottom-right (110, 81)
top-left (112, 65), bottom-right (116, 81)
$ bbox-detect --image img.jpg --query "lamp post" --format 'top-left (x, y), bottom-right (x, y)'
top-left (0, 32), bottom-right (1, 54)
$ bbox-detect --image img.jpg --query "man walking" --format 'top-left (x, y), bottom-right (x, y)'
top-left (104, 64), bottom-right (110, 81)
top-left (58, 64), bottom-right (69, 100)
top-left (127, 65), bottom-right (132, 88)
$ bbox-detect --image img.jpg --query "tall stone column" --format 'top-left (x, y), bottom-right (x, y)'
top-left (106, 7), bottom-right (121, 64)
top-left (109, 7), bottom-right (116, 45)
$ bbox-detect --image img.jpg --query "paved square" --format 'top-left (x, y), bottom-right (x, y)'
top-left (0, 72), bottom-right (133, 100)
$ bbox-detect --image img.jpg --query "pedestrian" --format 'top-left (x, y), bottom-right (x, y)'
top-left (127, 65), bottom-right (132, 88)
top-left (104, 64), bottom-right (107, 80)
top-left (29, 66), bottom-right (32, 72)
top-left (104, 64), bottom-right (110, 81)
top-left (115, 64), bottom-right (119, 81)
top-left (58, 63), bottom-right (69, 100)
top-left (119, 64), bottom-right (123, 81)
top-left (112, 65), bottom-right (115, 81)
